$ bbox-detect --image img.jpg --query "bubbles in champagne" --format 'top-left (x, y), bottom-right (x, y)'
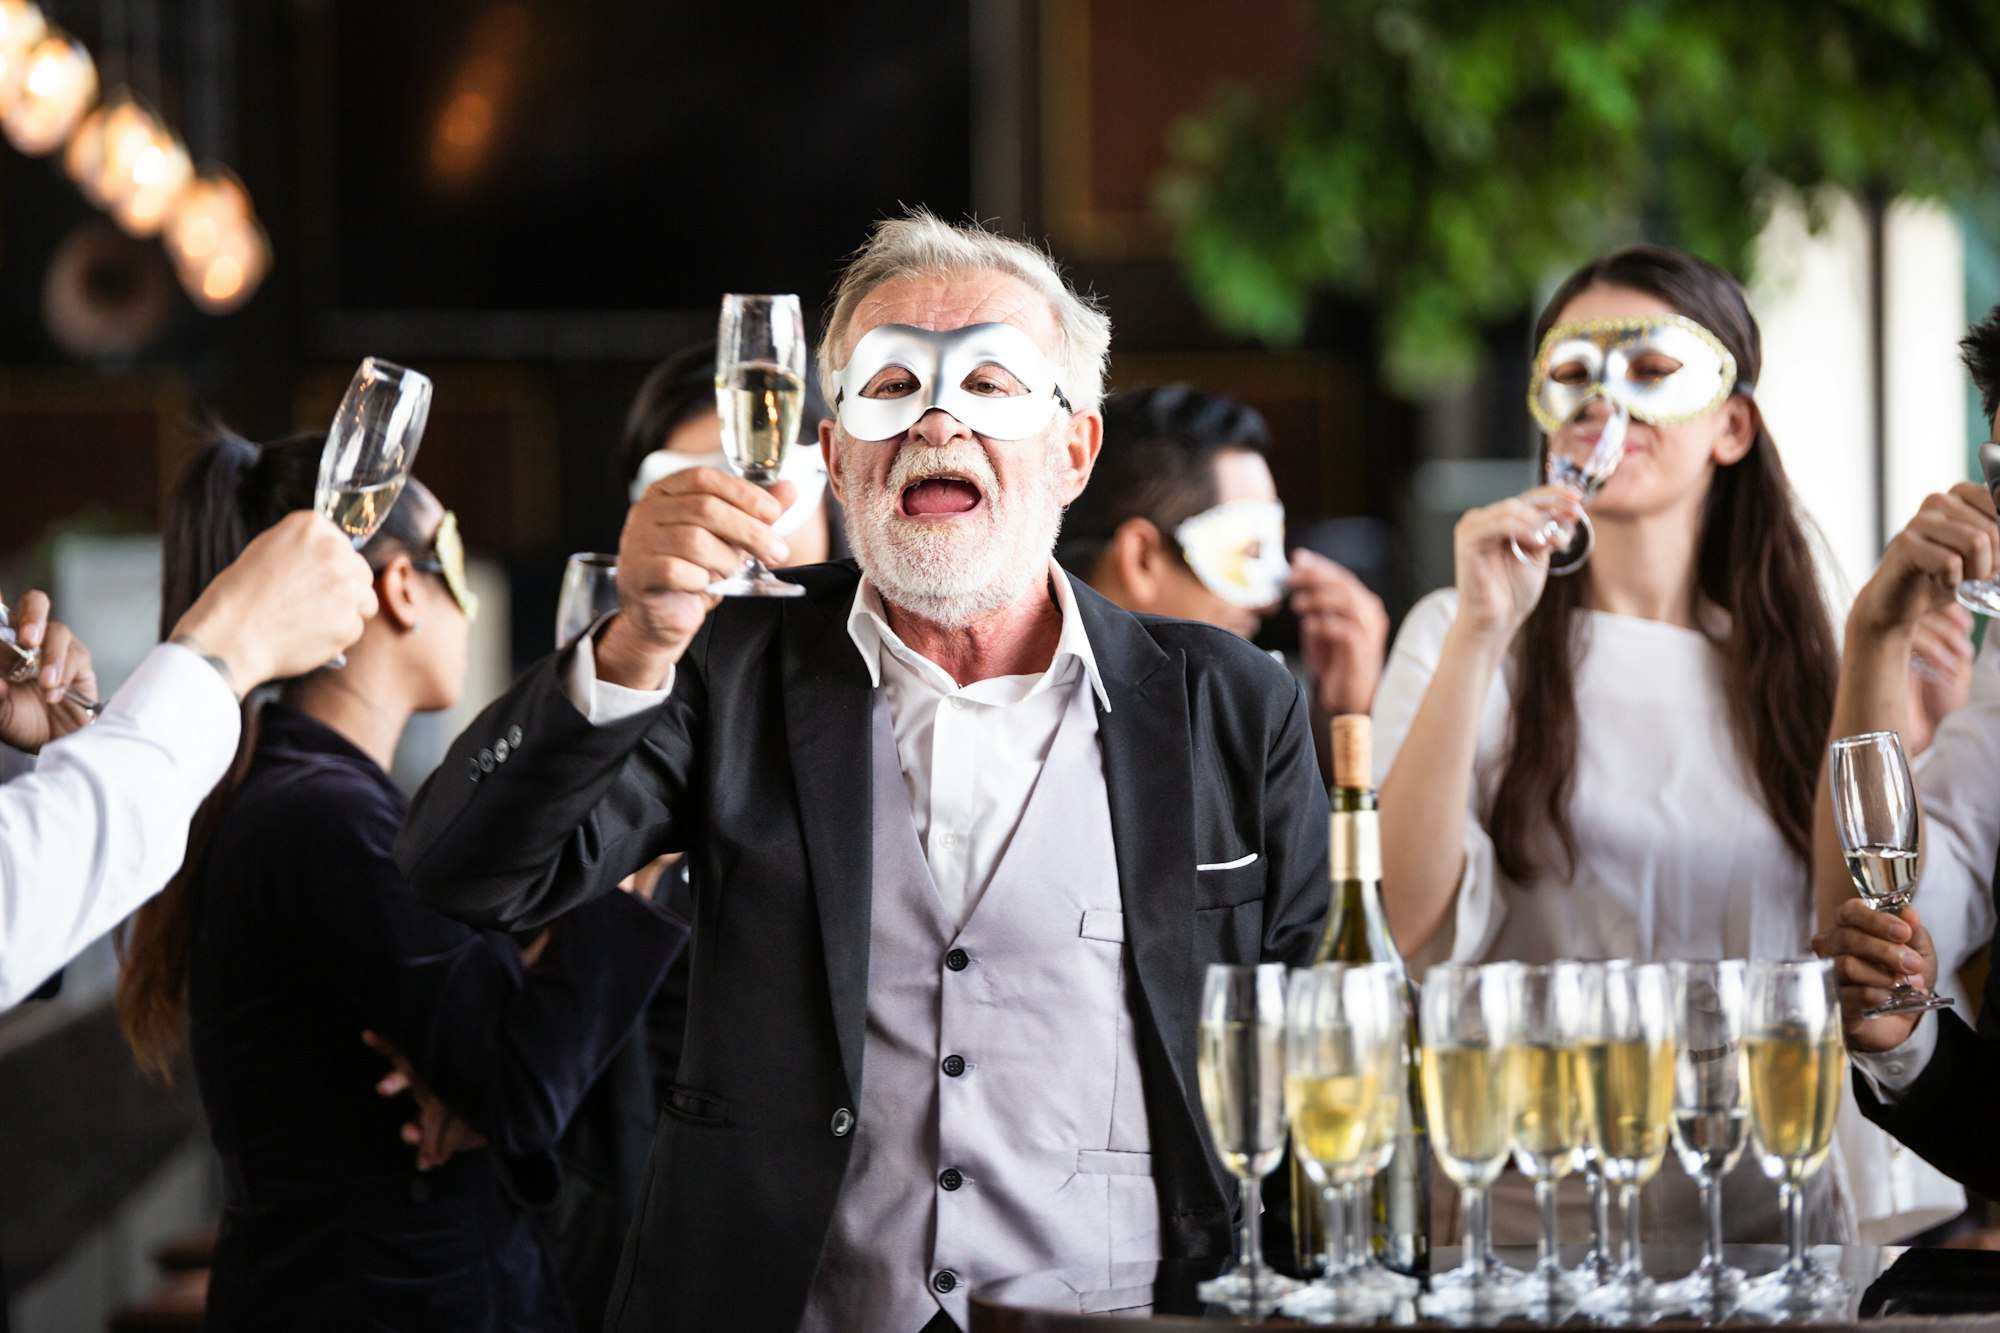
top-left (717, 361), bottom-right (805, 482)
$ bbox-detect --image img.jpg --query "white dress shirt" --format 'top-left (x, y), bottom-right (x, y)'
top-left (569, 561), bottom-right (1111, 930)
top-left (0, 642), bottom-right (241, 1008)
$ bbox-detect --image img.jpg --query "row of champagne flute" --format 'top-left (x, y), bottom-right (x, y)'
top-left (1196, 957), bottom-right (1848, 1318)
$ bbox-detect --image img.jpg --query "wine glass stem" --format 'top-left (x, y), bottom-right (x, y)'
top-left (1699, 1174), bottom-right (1724, 1273)
top-left (1782, 1180), bottom-right (1805, 1276)
top-left (1535, 1177), bottom-right (1559, 1273)
top-left (1346, 1182), bottom-right (1367, 1272)
top-left (1463, 1186), bottom-right (1492, 1280)
top-left (1619, 1182), bottom-right (1643, 1278)
top-left (1236, 1174), bottom-right (1262, 1274)
top-left (1320, 1185), bottom-right (1344, 1281)
top-left (1588, 1167), bottom-right (1610, 1258)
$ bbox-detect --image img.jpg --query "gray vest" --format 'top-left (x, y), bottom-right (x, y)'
top-left (802, 679), bottom-right (1160, 1332)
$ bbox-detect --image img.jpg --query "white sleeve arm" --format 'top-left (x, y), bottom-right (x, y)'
top-left (1910, 635), bottom-right (2000, 986)
top-left (1370, 589), bottom-right (1508, 974)
top-left (1851, 1018), bottom-right (1940, 1102)
top-left (561, 619), bottom-right (675, 725)
top-left (0, 643), bottom-right (242, 1009)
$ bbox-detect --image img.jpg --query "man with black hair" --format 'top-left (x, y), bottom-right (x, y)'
top-left (1058, 383), bottom-right (1388, 717)
top-left (1815, 302), bottom-right (2000, 1202)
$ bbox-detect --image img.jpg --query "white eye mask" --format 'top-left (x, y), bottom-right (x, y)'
top-left (1174, 499), bottom-right (1288, 608)
top-left (833, 322), bottom-right (1072, 441)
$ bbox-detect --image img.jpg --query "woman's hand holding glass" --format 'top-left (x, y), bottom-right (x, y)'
top-left (1449, 488), bottom-right (1578, 649)
top-left (1852, 482), bottom-right (1998, 649)
top-left (1510, 401), bottom-right (1630, 576)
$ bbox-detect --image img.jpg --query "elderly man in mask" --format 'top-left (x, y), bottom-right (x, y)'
top-left (398, 211), bottom-right (1328, 1332)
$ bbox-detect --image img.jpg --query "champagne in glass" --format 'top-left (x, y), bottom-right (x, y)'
top-left (1510, 401), bottom-right (1628, 576)
top-left (1662, 960), bottom-right (1750, 1308)
top-left (313, 356), bottom-right (434, 666)
top-left (1742, 959), bottom-right (1848, 1315)
top-left (1418, 963), bottom-right (1522, 1315)
top-left (1577, 961), bottom-right (1675, 1316)
top-left (1196, 963), bottom-right (1301, 1310)
top-left (555, 553), bottom-right (620, 650)
top-left (1281, 963), bottom-right (1400, 1320)
top-left (706, 293), bottom-right (808, 599)
top-left (1291, 716), bottom-right (1429, 1295)
top-left (1507, 963), bottom-right (1588, 1305)
top-left (1829, 731), bottom-right (1951, 1018)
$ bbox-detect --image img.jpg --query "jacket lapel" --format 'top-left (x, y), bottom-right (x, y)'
top-left (1071, 578), bottom-right (1202, 1130)
top-left (782, 579), bottom-right (876, 1099)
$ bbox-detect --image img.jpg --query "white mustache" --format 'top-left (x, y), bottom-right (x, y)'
top-left (882, 442), bottom-right (1001, 505)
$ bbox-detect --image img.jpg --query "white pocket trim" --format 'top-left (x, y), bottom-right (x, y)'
top-left (1196, 852), bottom-right (1259, 872)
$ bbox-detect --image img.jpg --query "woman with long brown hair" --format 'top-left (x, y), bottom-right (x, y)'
top-left (1372, 246), bottom-right (1848, 1246)
top-left (116, 428), bottom-right (678, 1332)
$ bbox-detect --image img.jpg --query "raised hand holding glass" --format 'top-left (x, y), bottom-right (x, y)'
top-left (707, 293), bottom-right (808, 598)
top-left (1829, 730), bottom-right (1949, 1018)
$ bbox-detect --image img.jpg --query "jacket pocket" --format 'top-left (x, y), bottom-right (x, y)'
top-left (660, 1084), bottom-right (730, 1127)
top-left (1079, 909), bottom-right (1126, 944)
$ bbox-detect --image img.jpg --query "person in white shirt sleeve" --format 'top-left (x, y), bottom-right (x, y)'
top-left (1816, 305), bottom-right (2000, 1203)
top-left (0, 509), bottom-right (377, 1009)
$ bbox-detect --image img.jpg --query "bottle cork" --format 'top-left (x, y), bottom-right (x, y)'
top-left (1332, 714), bottom-right (1371, 790)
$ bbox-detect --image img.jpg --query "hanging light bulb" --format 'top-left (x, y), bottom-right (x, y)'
top-left (64, 89), bottom-right (148, 206)
top-left (0, 1), bottom-right (46, 116)
top-left (164, 168), bottom-right (266, 313)
top-left (112, 120), bottom-right (190, 235)
top-left (3, 26), bottom-right (94, 155)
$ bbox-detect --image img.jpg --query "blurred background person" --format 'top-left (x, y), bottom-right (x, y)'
top-left (114, 429), bottom-right (678, 1332)
top-left (1058, 383), bottom-right (1389, 721)
top-left (1371, 246), bottom-right (1850, 1245)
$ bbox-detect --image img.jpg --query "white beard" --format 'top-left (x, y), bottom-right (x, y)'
top-left (837, 431), bottom-right (1067, 629)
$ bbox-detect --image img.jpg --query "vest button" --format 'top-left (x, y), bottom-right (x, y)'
top-left (945, 948), bottom-right (970, 972)
top-left (941, 1054), bottom-right (966, 1078)
top-left (933, 1269), bottom-right (958, 1294)
top-left (830, 1107), bottom-right (854, 1137)
top-left (939, 1168), bottom-right (963, 1191)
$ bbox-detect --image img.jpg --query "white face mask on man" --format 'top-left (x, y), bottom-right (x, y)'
top-left (831, 322), bottom-right (1072, 442)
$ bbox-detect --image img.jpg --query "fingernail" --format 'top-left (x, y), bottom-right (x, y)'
top-left (772, 539), bottom-right (791, 563)
top-left (21, 623), bottom-right (41, 647)
top-left (1901, 951), bottom-right (1925, 973)
top-left (40, 666), bottom-right (56, 687)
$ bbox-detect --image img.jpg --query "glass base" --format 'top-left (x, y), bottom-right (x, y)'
top-left (1957, 578), bottom-right (2000, 618)
top-left (1580, 1270), bottom-right (1660, 1317)
top-left (1196, 1263), bottom-right (1297, 1312)
top-left (1519, 1257), bottom-right (1589, 1308)
top-left (1510, 505), bottom-right (1593, 576)
top-left (705, 568), bottom-right (805, 597)
top-left (1280, 1277), bottom-right (1391, 1321)
top-left (1423, 1262), bottom-right (1527, 1316)
top-left (1741, 1263), bottom-right (1849, 1316)
top-left (1349, 1259), bottom-right (1421, 1301)
top-left (1659, 1263), bottom-right (1747, 1314)
top-left (1862, 987), bottom-right (1954, 1020)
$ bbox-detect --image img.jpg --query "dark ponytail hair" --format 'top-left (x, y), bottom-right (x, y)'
top-left (119, 424), bottom-right (432, 1080)
top-left (1485, 245), bottom-right (1838, 887)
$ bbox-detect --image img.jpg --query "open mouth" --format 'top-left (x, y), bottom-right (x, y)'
top-left (898, 473), bottom-right (986, 519)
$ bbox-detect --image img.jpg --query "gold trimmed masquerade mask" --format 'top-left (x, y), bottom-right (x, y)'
top-left (1528, 315), bottom-right (1745, 433)
top-left (413, 510), bottom-right (480, 622)
top-left (1174, 499), bottom-right (1288, 609)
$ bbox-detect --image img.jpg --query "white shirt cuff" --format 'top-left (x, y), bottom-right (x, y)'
top-left (1852, 1018), bottom-right (1939, 1103)
top-left (93, 641), bottom-right (243, 786)
top-left (562, 621), bottom-right (673, 725)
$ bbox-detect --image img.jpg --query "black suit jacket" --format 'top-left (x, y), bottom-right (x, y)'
top-left (397, 564), bottom-right (1331, 1331)
top-left (1852, 911), bottom-right (2000, 1200)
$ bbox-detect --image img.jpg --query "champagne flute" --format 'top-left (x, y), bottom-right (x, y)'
top-left (1510, 401), bottom-right (1629, 576)
top-left (0, 597), bottom-right (102, 716)
top-left (1954, 441), bottom-right (2000, 615)
top-left (1828, 731), bottom-right (1951, 1018)
top-left (1742, 959), bottom-right (1848, 1315)
top-left (706, 293), bottom-right (807, 598)
top-left (314, 357), bottom-right (433, 666)
top-left (1280, 963), bottom-right (1399, 1319)
top-left (1577, 961), bottom-right (1675, 1317)
top-left (1662, 960), bottom-right (1750, 1310)
top-left (555, 553), bottom-right (620, 650)
top-left (1196, 963), bottom-right (1300, 1309)
top-left (1506, 963), bottom-right (1588, 1307)
top-left (1418, 962), bottom-right (1522, 1315)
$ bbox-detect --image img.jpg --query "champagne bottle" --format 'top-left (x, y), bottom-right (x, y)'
top-left (1290, 715), bottom-right (1432, 1276)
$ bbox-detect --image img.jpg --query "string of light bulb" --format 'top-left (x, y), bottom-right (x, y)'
top-left (0, 0), bottom-right (266, 314)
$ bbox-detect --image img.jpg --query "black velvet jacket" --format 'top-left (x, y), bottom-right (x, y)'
top-left (189, 704), bottom-right (679, 1332)
top-left (397, 564), bottom-right (1331, 1332)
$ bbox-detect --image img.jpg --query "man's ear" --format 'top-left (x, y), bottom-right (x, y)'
top-left (819, 418), bottom-right (846, 505)
top-left (1059, 410), bottom-right (1103, 506)
top-left (1108, 517), bottom-right (1172, 605)
top-left (375, 555), bottom-right (420, 632)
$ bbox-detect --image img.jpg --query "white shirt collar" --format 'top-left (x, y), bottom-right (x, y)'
top-left (845, 558), bottom-right (1112, 712)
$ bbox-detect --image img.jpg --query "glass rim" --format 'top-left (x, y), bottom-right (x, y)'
top-left (1746, 956), bottom-right (1836, 975)
top-left (565, 551), bottom-right (618, 569)
top-left (1830, 729), bottom-right (1903, 751)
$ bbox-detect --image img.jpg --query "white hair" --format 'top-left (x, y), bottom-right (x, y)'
top-left (816, 209), bottom-right (1112, 414)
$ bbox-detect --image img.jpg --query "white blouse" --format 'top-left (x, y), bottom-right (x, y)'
top-left (1371, 589), bottom-right (1810, 972)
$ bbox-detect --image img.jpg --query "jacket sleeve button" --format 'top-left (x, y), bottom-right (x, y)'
top-left (830, 1107), bottom-right (855, 1137)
